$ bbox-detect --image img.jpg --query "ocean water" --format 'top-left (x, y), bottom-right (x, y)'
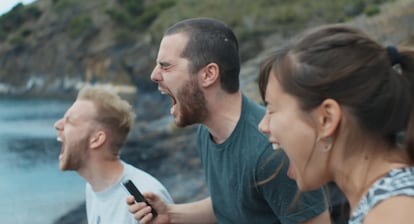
top-left (0, 97), bottom-right (85, 224)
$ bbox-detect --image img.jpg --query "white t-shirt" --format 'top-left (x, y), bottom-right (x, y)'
top-left (85, 162), bottom-right (174, 224)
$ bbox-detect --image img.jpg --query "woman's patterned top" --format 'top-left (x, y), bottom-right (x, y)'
top-left (349, 167), bottom-right (414, 224)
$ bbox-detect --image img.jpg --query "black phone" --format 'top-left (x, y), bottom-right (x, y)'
top-left (122, 179), bottom-right (158, 217)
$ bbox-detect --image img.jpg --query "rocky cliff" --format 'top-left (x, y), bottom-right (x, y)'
top-left (0, 0), bottom-right (165, 96)
top-left (0, 0), bottom-right (400, 97)
top-left (1, 0), bottom-right (413, 223)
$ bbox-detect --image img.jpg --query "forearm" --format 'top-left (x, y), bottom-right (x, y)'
top-left (167, 197), bottom-right (217, 224)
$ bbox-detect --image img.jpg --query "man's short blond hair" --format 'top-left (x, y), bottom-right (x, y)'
top-left (77, 85), bottom-right (136, 155)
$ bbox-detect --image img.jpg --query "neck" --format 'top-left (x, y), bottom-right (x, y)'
top-left (79, 158), bottom-right (124, 192)
top-left (204, 91), bottom-right (243, 144)
top-left (332, 144), bottom-right (408, 212)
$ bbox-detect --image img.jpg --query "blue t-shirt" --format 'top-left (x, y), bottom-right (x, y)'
top-left (349, 167), bottom-right (414, 224)
top-left (198, 95), bottom-right (327, 224)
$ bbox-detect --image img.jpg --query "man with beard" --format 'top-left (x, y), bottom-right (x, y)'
top-left (55, 85), bottom-right (173, 224)
top-left (127, 18), bottom-right (331, 224)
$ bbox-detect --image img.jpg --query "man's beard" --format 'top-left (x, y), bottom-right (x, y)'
top-left (175, 78), bottom-right (208, 127)
top-left (61, 136), bottom-right (89, 171)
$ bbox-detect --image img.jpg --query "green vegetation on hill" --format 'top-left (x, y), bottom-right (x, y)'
top-left (0, 0), bottom-right (394, 47)
top-left (146, 0), bottom-right (395, 60)
top-left (0, 3), bottom-right (42, 41)
top-left (105, 0), bottom-right (177, 42)
top-left (0, 0), bottom-right (401, 97)
top-left (106, 0), bottom-right (177, 31)
top-left (69, 16), bottom-right (93, 38)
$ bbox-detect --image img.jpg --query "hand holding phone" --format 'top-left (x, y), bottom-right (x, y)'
top-left (122, 179), bottom-right (158, 217)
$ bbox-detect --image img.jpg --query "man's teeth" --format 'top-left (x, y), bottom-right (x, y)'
top-left (57, 137), bottom-right (62, 142)
top-left (272, 143), bottom-right (280, 150)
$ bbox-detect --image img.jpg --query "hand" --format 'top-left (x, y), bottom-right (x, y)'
top-left (127, 192), bottom-right (170, 224)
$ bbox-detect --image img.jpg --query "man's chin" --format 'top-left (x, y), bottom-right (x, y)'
top-left (173, 110), bottom-right (200, 127)
top-left (174, 117), bottom-right (194, 128)
top-left (59, 162), bottom-right (70, 171)
top-left (174, 121), bottom-right (187, 128)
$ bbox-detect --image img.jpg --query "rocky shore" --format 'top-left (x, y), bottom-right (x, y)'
top-left (44, 0), bottom-right (414, 223)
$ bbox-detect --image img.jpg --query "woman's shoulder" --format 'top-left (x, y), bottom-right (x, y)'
top-left (363, 195), bottom-right (414, 224)
top-left (350, 166), bottom-right (414, 224)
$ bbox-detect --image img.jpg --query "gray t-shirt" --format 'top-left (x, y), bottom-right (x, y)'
top-left (198, 94), bottom-right (326, 224)
top-left (85, 162), bottom-right (173, 224)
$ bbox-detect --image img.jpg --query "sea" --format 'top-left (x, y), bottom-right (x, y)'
top-left (0, 97), bottom-right (85, 224)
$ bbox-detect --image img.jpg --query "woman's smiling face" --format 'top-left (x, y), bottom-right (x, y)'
top-left (258, 72), bottom-right (329, 191)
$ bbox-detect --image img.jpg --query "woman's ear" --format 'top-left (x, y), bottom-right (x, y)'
top-left (90, 131), bottom-right (106, 149)
top-left (200, 63), bottom-right (220, 88)
top-left (317, 98), bottom-right (341, 138)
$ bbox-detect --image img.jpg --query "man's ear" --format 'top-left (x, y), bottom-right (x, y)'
top-left (90, 131), bottom-right (106, 149)
top-left (317, 98), bottom-right (341, 138)
top-left (200, 63), bottom-right (220, 88)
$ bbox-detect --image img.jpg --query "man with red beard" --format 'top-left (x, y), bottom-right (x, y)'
top-left (55, 85), bottom-right (173, 224)
top-left (127, 18), bottom-right (331, 224)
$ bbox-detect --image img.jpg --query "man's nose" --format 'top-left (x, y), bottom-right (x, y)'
top-left (54, 118), bottom-right (63, 131)
top-left (150, 66), bottom-right (162, 82)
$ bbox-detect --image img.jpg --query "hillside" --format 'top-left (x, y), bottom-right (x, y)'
top-left (1, 0), bottom-right (414, 223)
top-left (240, 0), bottom-right (414, 102)
top-left (0, 0), bottom-right (398, 97)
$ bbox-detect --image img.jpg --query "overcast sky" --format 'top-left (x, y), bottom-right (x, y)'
top-left (0, 0), bottom-right (37, 16)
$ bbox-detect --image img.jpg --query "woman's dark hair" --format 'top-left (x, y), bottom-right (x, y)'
top-left (259, 24), bottom-right (414, 163)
